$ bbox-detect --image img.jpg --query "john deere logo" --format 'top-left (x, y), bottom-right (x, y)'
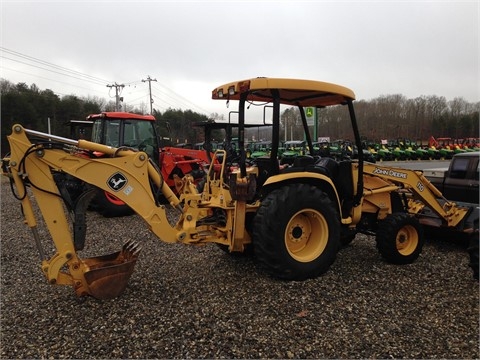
top-left (107, 172), bottom-right (128, 191)
top-left (306, 107), bottom-right (314, 118)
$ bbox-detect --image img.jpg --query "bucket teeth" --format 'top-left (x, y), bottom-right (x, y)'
top-left (132, 245), bottom-right (142, 256)
top-left (122, 239), bottom-right (135, 251)
top-left (122, 240), bottom-right (142, 261)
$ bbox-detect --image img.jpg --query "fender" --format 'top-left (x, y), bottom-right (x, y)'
top-left (263, 171), bottom-right (343, 216)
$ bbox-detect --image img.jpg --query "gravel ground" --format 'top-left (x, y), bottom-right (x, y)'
top-left (1, 177), bottom-right (479, 359)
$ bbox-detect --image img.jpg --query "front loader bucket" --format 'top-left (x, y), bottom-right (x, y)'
top-left (81, 241), bottom-right (141, 300)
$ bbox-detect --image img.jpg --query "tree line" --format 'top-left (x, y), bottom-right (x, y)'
top-left (1, 79), bottom-right (479, 156)
top-left (0, 80), bottom-right (210, 155)
top-left (280, 94), bottom-right (479, 144)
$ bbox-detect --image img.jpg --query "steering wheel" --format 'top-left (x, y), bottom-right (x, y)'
top-left (137, 139), bottom-right (154, 158)
top-left (137, 140), bottom-right (148, 151)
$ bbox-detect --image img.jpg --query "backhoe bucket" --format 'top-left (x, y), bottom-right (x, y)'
top-left (81, 241), bottom-right (141, 300)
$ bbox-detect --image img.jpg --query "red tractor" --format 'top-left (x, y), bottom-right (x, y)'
top-left (460, 138), bottom-right (480, 151)
top-left (74, 112), bottom-right (212, 216)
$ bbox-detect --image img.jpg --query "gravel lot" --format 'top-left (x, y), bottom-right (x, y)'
top-left (1, 177), bottom-right (478, 359)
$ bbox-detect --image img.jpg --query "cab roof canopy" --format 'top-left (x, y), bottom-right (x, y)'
top-left (212, 77), bottom-right (355, 107)
top-left (86, 112), bottom-right (156, 121)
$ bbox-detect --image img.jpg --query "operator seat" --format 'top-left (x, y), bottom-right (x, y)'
top-left (313, 157), bottom-right (339, 178)
top-left (280, 155), bottom-right (338, 177)
top-left (255, 156), bottom-right (279, 188)
top-left (307, 157), bottom-right (354, 217)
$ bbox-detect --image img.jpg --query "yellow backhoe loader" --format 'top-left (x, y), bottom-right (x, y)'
top-left (2, 78), bottom-right (478, 299)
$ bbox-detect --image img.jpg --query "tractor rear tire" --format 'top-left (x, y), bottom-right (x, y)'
top-left (253, 184), bottom-right (340, 280)
top-left (467, 233), bottom-right (479, 280)
top-left (92, 188), bottom-right (134, 218)
top-left (376, 213), bottom-right (424, 264)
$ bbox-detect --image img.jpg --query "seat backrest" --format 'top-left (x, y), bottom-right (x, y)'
top-left (255, 156), bottom-right (279, 188)
top-left (292, 155), bottom-right (315, 168)
top-left (314, 157), bottom-right (339, 179)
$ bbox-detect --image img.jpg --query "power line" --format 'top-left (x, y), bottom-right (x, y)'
top-left (1, 47), bottom-right (212, 115)
top-left (0, 47), bottom-right (112, 84)
top-left (153, 82), bottom-right (211, 114)
top-left (152, 84), bottom-right (210, 114)
top-left (0, 65), bottom-right (107, 97)
top-left (152, 94), bottom-right (179, 111)
top-left (0, 55), bottom-right (108, 87)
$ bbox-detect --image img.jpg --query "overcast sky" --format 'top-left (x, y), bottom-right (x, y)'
top-left (1, 0), bottom-right (478, 117)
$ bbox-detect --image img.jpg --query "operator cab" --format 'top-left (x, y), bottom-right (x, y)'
top-left (211, 77), bottom-right (363, 215)
top-left (87, 112), bottom-right (160, 163)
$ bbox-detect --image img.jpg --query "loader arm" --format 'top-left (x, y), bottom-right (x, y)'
top-left (362, 162), bottom-right (470, 227)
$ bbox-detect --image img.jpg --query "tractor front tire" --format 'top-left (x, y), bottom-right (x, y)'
top-left (376, 213), bottom-right (424, 264)
top-left (253, 184), bottom-right (340, 280)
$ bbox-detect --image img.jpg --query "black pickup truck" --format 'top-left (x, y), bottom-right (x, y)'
top-left (424, 152), bottom-right (479, 204)
top-left (424, 152), bottom-right (479, 280)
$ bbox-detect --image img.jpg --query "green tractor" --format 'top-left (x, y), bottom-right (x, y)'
top-left (328, 139), bottom-right (347, 160)
top-left (249, 141), bottom-right (272, 160)
top-left (312, 141), bottom-right (331, 157)
top-left (425, 143), bottom-right (441, 160)
top-left (373, 141), bottom-right (394, 161)
top-left (280, 140), bottom-right (306, 165)
top-left (387, 139), bottom-right (407, 161)
top-left (413, 139), bottom-right (431, 160)
top-left (397, 139), bottom-right (418, 160)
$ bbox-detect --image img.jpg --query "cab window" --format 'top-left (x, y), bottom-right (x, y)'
top-left (449, 158), bottom-right (469, 179)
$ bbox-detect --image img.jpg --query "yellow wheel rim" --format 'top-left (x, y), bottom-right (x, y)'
top-left (396, 224), bottom-right (419, 255)
top-left (285, 209), bottom-right (328, 262)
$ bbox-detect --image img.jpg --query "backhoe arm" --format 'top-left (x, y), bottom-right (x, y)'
top-left (5, 124), bottom-right (182, 298)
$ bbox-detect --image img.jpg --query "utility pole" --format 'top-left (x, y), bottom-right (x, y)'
top-left (106, 83), bottom-right (125, 111)
top-left (142, 75), bottom-right (157, 114)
